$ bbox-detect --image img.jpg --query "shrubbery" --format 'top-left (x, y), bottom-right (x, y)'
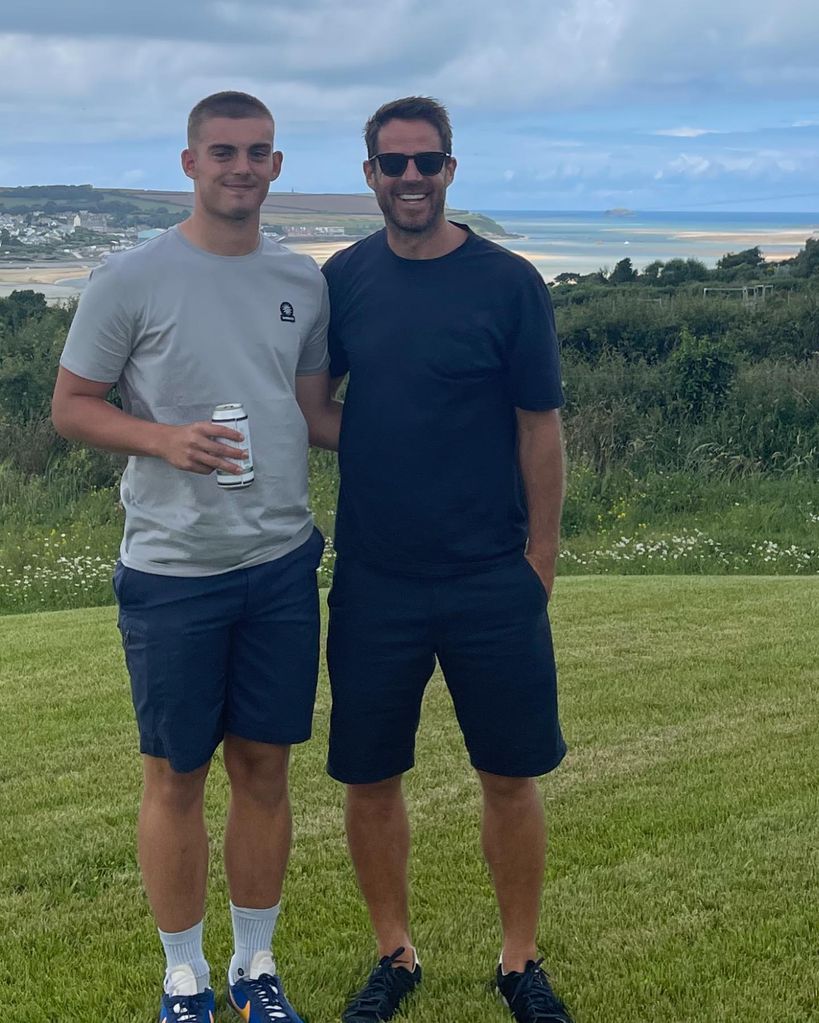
top-left (1, 235), bottom-right (817, 611)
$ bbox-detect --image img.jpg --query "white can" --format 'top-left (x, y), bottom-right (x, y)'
top-left (211, 403), bottom-right (254, 488)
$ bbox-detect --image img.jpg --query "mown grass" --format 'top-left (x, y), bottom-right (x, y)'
top-left (1, 577), bottom-right (817, 1022)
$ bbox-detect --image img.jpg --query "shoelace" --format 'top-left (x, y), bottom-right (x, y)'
top-left (345, 947), bottom-right (411, 1016)
top-left (240, 973), bottom-right (289, 1020)
top-left (508, 959), bottom-right (568, 1023)
top-left (166, 991), bottom-right (211, 1022)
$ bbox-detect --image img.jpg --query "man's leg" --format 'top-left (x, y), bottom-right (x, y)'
top-left (477, 771), bottom-right (545, 972)
top-left (326, 558), bottom-right (430, 1019)
top-left (139, 754), bottom-right (211, 932)
top-left (438, 562), bottom-right (572, 1020)
top-left (139, 754), bottom-right (213, 1001)
top-left (221, 539), bottom-right (325, 1022)
top-left (223, 735), bottom-right (292, 908)
top-left (345, 774), bottom-right (413, 963)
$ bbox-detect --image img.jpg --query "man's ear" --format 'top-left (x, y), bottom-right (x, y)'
top-left (363, 158), bottom-right (376, 192)
top-left (181, 148), bottom-right (196, 181)
top-left (270, 150), bottom-right (283, 183)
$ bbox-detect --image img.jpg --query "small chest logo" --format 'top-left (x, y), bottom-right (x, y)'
top-left (280, 301), bottom-right (295, 323)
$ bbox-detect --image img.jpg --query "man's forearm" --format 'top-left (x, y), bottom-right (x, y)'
top-left (517, 409), bottom-right (566, 589)
top-left (306, 398), bottom-right (343, 451)
top-left (52, 381), bottom-right (245, 477)
top-left (52, 392), bottom-right (168, 457)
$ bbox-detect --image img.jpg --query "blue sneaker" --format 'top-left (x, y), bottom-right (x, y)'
top-left (228, 952), bottom-right (304, 1022)
top-left (158, 966), bottom-right (215, 1023)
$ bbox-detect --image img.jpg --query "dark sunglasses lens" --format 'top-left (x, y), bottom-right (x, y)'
top-left (374, 153), bottom-right (448, 176)
top-left (414, 152), bottom-right (447, 175)
top-left (376, 154), bottom-right (409, 176)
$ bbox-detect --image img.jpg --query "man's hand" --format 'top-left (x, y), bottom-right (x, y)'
top-left (524, 545), bottom-right (557, 600)
top-left (160, 421), bottom-right (247, 475)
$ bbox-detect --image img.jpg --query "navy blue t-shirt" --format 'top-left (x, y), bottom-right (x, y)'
top-left (323, 225), bottom-right (564, 576)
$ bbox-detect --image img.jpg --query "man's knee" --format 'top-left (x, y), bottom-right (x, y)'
top-left (142, 755), bottom-right (210, 815)
top-left (478, 770), bottom-right (539, 808)
top-left (223, 734), bottom-right (291, 802)
top-left (345, 774), bottom-right (404, 817)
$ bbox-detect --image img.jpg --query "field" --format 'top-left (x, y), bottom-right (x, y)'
top-left (1, 576), bottom-right (817, 1022)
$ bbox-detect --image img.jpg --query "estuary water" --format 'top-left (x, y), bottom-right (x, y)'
top-left (484, 210), bottom-right (819, 281)
top-left (3, 210), bottom-right (818, 299)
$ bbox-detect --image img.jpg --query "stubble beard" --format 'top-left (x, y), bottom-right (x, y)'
top-left (379, 188), bottom-right (446, 236)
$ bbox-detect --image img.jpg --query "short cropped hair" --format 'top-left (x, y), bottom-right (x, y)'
top-left (187, 91), bottom-right (273, 146)
top-left (363, 96), bottom-right (453, 157)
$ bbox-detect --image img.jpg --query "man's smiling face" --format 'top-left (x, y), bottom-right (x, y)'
top-left (182, 115), bottom-right (282, 223)
top-left (364, 118), bottom-right (456, 237)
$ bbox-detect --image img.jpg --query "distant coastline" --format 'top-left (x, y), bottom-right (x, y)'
top-left (1, 207), bottom-right (817, 296)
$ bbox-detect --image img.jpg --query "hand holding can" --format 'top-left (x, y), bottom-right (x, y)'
top-left (212, 403), bottom-right (254, 488)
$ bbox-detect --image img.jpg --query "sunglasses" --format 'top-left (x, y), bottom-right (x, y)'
top-left (369, 151), bottom-right (451, 177)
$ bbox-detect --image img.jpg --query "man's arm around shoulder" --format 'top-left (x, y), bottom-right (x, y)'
top-left (295, 371), bottom-right (343, 451)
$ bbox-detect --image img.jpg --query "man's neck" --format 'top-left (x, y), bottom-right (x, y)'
top-left (179, 211), bottom-right (261, 256)
top-left (385, 219), bottom-right (468, 260)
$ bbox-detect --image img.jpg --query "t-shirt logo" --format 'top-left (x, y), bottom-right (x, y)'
top-left (280, 301), bottom-right (295, 323)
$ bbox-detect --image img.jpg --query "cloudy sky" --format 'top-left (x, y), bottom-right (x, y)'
top-left (1, 0), bottom-right (818, 211)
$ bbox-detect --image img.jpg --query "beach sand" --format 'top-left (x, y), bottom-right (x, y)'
top-left (282, 240), bottom-right (351, 265)
top-left (0, 264), bottom-right (93, 285)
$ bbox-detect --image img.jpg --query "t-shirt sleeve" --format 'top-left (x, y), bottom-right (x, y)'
top-left (59, 259), bottom-right (135, 383)
top-left (506, 266), bottom-right (564, 411)
top-left (322, 256), bottom-right (350, 380)
top-left (296, 274), bottom-right (331, 376)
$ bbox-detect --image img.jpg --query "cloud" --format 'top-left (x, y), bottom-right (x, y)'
top-left (1, 0), bottom-right (817, 208)
top-left (653, 127), bottom-right (719, 138)
top-left (660, 148), bottom-right (807, 181)
top-left (1, 0), bottom-right (818, 131)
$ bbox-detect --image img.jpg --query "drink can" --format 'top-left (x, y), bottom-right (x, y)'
top-left (211, 403), bottom-right (254, 488)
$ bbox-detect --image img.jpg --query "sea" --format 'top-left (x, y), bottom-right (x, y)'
top-left (2, 210), bottom-right (818, 300)
top-left (483, 210), bottom-right (819, 280)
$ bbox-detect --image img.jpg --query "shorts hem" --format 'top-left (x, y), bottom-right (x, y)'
top-left (326, 758), bottom-right (415, 785)
top-left (469, 742), bottom-right (567, 779)
top-left (139, 739), bottom-right (220, 775)
top-left (226, 724), bottom-right (313, 748)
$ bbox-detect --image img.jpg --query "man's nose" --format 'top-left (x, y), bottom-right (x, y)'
top-left (234, 151), bottom-right (252, 173)
top-left (401, 157), bottom-right (424, 182)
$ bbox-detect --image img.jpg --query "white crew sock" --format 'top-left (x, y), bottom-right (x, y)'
top-left (229, 901), bottom-right (281, 985)
top-left (158, 920), bottom-right (210, 994)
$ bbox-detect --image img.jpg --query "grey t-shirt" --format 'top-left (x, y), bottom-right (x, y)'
top-left (61, 227), bottom-right (329, 576)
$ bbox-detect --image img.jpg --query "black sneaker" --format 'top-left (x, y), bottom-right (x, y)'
top-left (342, 947), bottom-right (421, 1022)
top-left (496, 958), bottom-right (573, 1023)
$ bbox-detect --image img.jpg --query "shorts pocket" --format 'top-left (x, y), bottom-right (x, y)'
top-left (522, 556), bottom-right (549, 602)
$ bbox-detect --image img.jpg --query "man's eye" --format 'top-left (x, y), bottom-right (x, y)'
top-left (250, 149), bottom-right (271, 160)
top-left (212, 149), bottom-right (233, 159)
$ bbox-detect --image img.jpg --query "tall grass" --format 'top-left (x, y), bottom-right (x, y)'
top-left (1, 454), bottom-right (816, 615)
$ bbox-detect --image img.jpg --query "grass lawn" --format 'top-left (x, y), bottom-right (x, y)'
top-left (1, 576), bottom-right (817, 1022)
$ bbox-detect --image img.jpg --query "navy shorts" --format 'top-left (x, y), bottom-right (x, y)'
top-left (326, 555), bottom-right (567, 784)
top-left (114, 527), bottom-right (324, 773)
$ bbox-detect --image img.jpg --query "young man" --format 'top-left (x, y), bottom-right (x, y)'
top-left (322, 97), bottom-right (573, 1023)
top-left (52, 91), bottom-right (340, 1023)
